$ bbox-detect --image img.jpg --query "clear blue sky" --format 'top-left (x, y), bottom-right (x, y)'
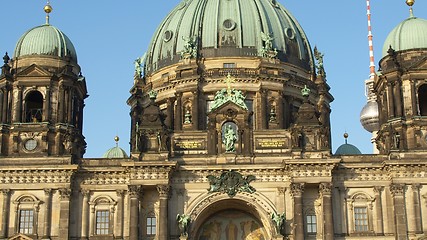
top-left (1, 1), bottom-right (426, 157)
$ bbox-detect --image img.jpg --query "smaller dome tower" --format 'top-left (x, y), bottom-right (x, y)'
top-left (335, 133), bottom-right (362, 155)
top-left (0, 2), bottom-right (88, 158)
top-left (102, 136), bottom-right (129, 159)
top-left (374, 1), bottom-right (427, 153)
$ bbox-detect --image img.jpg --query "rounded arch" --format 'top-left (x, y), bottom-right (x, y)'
top-left (186, 192), bottom-right (277, 239)
top-left (418, 84), bottom-right (427, 116)
top-left (24, 90), bottom-right (44, 122)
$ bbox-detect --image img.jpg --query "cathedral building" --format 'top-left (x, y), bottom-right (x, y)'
top-left (1, 0), bottom-right (427, 239)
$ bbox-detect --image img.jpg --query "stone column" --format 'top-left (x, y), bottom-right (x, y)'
top-left (58, 188), bottom-right (72, 239)
top-left (410, 184), bottom-right (422, 234)
top-left (166, 98), bottom-right (175, 130)
top-left (174, 93), bottom-right (182, 131)
top-left (13, 87), bottom-right (22, 122)
top-left (373, 186), bottom-right (384, 235)
top-left (260, 89), bottom-right (268, 129)
top-left (338, 187), bottom-right (348, 235)
top-left (277, 93), bottom-right (284, 129)
top-left (67, 88), bottom-right (74, 124)
top-left (43, 87), bottom-right (50, 122)
top-left (394, 82), bottom-right (403, 117)
top-left (191, 90), bottom-right (199, 130)
top-left (387, 83), bottom-right (395, 118)
top-left (42, 189), bottom-right (52, 239)
top-left (0, 90), bottom-right (3, 123)
top-left (319, 183), bottom-right (334, 240)
top-left (290, 183), bottom-right (304, 240)
top-left (0, 189), bottom-right (10, 238)
top-left (115, 190), bottom-right (124, 238)
top-left (128, 185), bottom-right (141, 240)
top-left (81, 190), bottom-right (90, 239)
top-left (58, 85), bottom-right (65, 122)
top-left (157, 185), bottom-right (170, 240)
top-left (1, 89), bottom-right (7, 123)
top-left (390, 184), bottom-right (407, 240)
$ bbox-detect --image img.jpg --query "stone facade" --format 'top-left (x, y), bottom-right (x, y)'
top-left (1, 1), bottom-right (427, 240)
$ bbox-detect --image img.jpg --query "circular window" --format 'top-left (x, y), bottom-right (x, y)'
top-left (223, 19), bottom-right (236, 31)
top-left (24, 139), bottom-right (38, 151)
top-left (285, 28), bottom-right (295, 40)
top-left (163, 30), bottom-right (173, 42)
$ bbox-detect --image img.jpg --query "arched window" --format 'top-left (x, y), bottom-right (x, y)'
top-left (25, 91), bottom-right (43, 122)
top-left (418, 84), bottom-right (427, 116)
top-left (89, 196), bottom-right (116, 236)
top-left (347, 192), bottom-right (374, 234)
top-left (13, 195), bottom-right (41, 236)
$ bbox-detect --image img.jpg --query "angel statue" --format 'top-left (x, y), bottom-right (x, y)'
top-left (271, 211), bottom-right (286, 235)
top-left (176, 214), bottom-right (191, 236)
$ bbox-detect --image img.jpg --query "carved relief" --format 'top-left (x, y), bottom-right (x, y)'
top-left (290, 183), bottom-right (305, 196)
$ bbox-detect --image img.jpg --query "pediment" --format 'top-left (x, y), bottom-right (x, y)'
top-left (16, 64), bottom-right (51, 77)
top-left (9, 234), bottom-right (34, 240)
top-left (209, 100), bottom-right (248, 115)
top-left (406, 55), bottom-right (427, 70)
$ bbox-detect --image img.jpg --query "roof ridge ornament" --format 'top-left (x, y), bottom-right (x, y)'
top-left (44, 0), bottom-right (53, 25)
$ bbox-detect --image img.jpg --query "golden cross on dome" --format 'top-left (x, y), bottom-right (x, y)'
top-left (224, 73), bottom-right (235, 96)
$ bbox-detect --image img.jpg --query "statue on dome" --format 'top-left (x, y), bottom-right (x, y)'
top-left (314, 46), bottom-right (326, 78)
top-left (181, 36), bottom-right (198, 59)
top-left (134, 53), bottom-right (146, 78)
top-left (260, 32), bottom-right (278, 58)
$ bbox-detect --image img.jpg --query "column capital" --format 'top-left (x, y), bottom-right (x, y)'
top-left (128, 185), bottom-right (142, 198)
top-left (373, 186), bottom-right (383, 194)
top-left (1, 189), bottom-right (10, 196)
top-left (390, 183), bottom-right (405, 197)
top-left (278, 187), bottom-right (286, 195)
top-left (59, 188), bottom-right (71, 200)
top-left (411, 183), bottom-right (421, 191)
top-left (80, 189), bottom-right (90, 198)
top-left (44, 188), bottom-right (53, 196)
top-left (290, 183), bottom-right (305, 197)
top-left (319, 182), bottom-right (332, 196)
top-left (157, 185), bottom-right (170, 198)
top-left (116, 189), bottom-right (125, 197)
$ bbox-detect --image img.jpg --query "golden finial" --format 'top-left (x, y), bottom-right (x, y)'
top-left (343, 132), bottom-right (349, 144)
top-left (114, 136), bottom-right (120, 147)
top-left (44, 0), bottom-right (53, 25)
top-left (406, 0), bottom-right (415, 17)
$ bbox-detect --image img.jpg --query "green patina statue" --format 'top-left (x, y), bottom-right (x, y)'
top-left (223, 125), bottom-right (237, 152)
top-left (209, 74), bottom-right (248, 112)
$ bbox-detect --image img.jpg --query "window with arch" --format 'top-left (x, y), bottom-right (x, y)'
top-left (347, 192), bottom-right (374, 234)
top-left (418, 84), bottom-right (427, 116)
top-left (89, 196), bottom-right (116, 236)
top-left (13, 195), bottom-right (41, 236)
top-left (25, 91), bottom-right (43, 122)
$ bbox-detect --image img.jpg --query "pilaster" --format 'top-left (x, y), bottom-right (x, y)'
top-left (58, 188), bottom-right (71, 239)
top-left (390, 184), bottom-right (407, 240)
top-left (128, 185), bottom-right (141, 240)
top-left (319, 183), bottom-right (333, 240)
top-left (290, 183), bottom-right (304, 240)
top-left (157, 185), bottom-right (170, 240)
top-left (81, 189), bottom-right (90, 239)
top-left (42, 189), bottom-right (52, 239)
top-left (373, 186), bottom-right (384, 235)
top-left (0, 189), bottom-right (10, 239)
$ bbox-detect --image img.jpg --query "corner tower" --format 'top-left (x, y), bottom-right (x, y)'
top-left (0, 4), bottom-right (87, 158)
top-left (128, 0), bottom-right (333, 161)
top-left (374, 1), bottom-right (427, 153)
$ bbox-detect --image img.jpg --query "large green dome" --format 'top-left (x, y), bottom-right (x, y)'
top-left (382, 15), bottom-right (427, 57)
top-left (145, 0), bottom-right (314, 73)
top-left (14, 24), bottom-right (77, 62)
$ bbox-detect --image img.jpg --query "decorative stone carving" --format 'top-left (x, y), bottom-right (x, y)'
top-left (1, 189), bottom-right (10, 196)
top-left (128, 185), bottom-right (142, 198)
top-left (390, 184), bottom-right (405, 196)
top-left (59, 188), bottom-right (71, 200)
top-left (290, 183), bottom-right (305, 196)
top-left (157, 185), bottom-right (170, 198)
top-left (319, 182), bottom-right (332, 195)
top-left (207, 170), bottom-right (256, 197)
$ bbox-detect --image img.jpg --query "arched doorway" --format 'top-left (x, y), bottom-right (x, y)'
top-left (196, 209), bottom-right (267, 240)
top-left (188, 196), bottom-right (275, 239)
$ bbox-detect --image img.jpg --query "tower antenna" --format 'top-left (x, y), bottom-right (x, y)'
top-left (366, 0), bottom-right (375, 80)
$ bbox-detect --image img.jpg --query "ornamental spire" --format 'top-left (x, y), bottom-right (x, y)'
top-left (44, 0), bottom-right (53, 25)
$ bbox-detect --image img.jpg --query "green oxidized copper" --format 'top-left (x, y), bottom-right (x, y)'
top-left (271, 212), bottom-right (286, 235)
top-left (209, 74), bottom-right (248, 112)
top-left (223, 125), bottom-right (237, 152)
top-left (148, 90), bottom-right (158, 100)
top-left (207, 170), bottom-right (256, 197)
top-left (301, 85), bottom-right (310, 97)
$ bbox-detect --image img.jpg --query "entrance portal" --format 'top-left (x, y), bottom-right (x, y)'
top-left (196, 209), bottom-right (268, 240)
